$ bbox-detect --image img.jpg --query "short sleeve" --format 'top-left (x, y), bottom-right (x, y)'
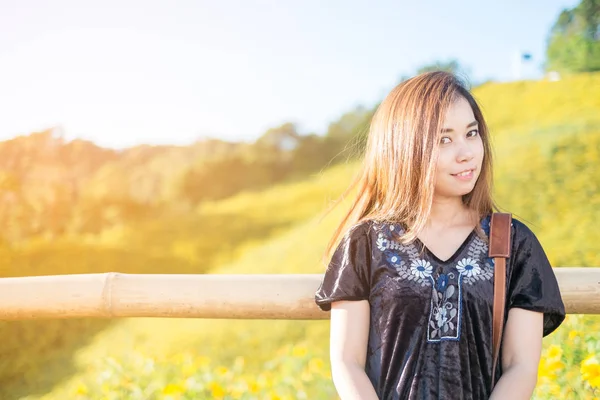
top-left (508, 221), bottom-right (566, 337)
top-left (314, 222), bottom-right (372, 312)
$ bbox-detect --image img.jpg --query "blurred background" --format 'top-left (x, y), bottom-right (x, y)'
top-left (0, 0), bottom-right (599, 399)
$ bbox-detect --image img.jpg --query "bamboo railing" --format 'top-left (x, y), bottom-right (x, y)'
top-left (0, 268), bottom-right (599, 320)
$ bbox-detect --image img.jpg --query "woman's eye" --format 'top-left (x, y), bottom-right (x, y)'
top-left (467, 129), bottom-right (479, 137)
top-left (440, 137), bottom-right (451, 144)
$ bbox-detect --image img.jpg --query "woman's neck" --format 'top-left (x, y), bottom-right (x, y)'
top-left (427, 196), bottom-right (476, 230)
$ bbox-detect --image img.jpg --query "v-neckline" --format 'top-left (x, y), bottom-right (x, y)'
top-left (415, 229), bottom-right (476, 264)
top-left (414, 216), bottom-right (486, 264)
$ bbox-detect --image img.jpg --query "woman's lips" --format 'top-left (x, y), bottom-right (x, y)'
top-left (451, 169), bottom-right (474, 180)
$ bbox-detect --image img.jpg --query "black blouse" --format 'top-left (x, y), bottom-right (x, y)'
top-left (315, 214), bottom-right (565, 400)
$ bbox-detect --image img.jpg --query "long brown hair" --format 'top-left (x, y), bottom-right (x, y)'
top-left (322, 71), bottom-right (499, 263)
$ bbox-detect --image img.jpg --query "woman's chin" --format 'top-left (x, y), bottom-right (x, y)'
top-left (433, 188), bottom-right (475, 199)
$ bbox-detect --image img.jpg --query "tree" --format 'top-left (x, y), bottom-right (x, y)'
top-left (546, 0), bottom-right (600, 73)
top-left (416, 59), bottom-right (464, 75)
top-left (255, 122), bottom-right (300, 152)
top-left (326, 106), bottom-right (372, 139)
top-left (397, 59), bottom-right (473, 87)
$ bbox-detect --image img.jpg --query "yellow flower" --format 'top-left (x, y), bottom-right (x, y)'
top-left (162, 383), bottom-right (185, 395)
top-left (548, 382), bottom-right (561, 396)
top-left (196, 355), bottom-right (211, 368)
top-left (548, 359), bottom-right (566, 371)
top-left (537, 361), bottom-right (552, 381)
top-left (537, 357), bottom-right (563, 381)
top-left (74, 383), bottom-right (88, 395)
top-left (308, 357), bottom-right (325, 373)
top-left (292, 345), bottom-right (308, 358)
top-left (248, 381), bottom-right (260, 393)
top-left (546, 344), bottom-right (563, 360)
top-left (255, 372), bottom-right (276, 389)
top-left (182, 363), bottom-right (196, 377)
top-left (581, 355), bottom-right (600, 388)
top-left (209, 381), bottom-right (226, 398)
top-left (568, 330), bottom-right (580, 341)
top-left (269, 392), bottom-right (281, 400)
top-left (301, 370), bottom-right (313, 382)
top-left (215, 366), bottom-right (229, 376)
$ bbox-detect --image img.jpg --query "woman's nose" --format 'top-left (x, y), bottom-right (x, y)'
top-left (457, 143), bottom-right (474, 162)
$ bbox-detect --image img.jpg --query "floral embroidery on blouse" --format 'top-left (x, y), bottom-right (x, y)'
top-left (456, 258), bottom-right (480, 277)
top-left (377, 224), bottom-right (434, 287)
top-left (375, 220), bottom-right (495, 342)
top-left (410, 259), bottom-right (433, 280)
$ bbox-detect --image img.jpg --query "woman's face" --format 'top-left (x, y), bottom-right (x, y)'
top-left (434, 96), bottom-right (484, 199)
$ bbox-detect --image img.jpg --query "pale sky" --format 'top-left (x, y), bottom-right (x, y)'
top-left (0, 0), bottom-right (580, 149)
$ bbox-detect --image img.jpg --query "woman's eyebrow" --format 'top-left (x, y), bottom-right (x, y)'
top-left (441, 120), bottom-right (478, 133)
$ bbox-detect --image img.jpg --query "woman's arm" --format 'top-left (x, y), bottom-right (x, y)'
top-left (330, 300), bottom-right (379, 400)
top-left (489, 307), bottom-right (544, 400)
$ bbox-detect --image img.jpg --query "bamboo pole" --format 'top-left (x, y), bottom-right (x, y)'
top-left (0, 268), bottom-right (598, 320)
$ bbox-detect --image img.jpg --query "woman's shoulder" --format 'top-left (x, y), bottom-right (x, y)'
top-left (349, 216), bottom-right (398, 233)
top-left (509, 216), bottom-right (542, 242)
top-left (487, 213), bottom-right (538, 240)
top-left (506, 216), bottom-right (551, 262)
top-left (341, 219), bottom-right (378, 241)
top-left (338, 218), bottom-right (402, 248)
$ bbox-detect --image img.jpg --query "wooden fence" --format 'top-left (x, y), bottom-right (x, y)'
top-left (0, 268), bottom-right (599, 320)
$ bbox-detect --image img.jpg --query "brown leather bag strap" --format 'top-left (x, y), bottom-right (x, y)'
top-left (489, 212), bottom-right (512, 386)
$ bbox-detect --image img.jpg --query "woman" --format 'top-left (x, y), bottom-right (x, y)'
top-left (314, 71), bottom-right (565, 400)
